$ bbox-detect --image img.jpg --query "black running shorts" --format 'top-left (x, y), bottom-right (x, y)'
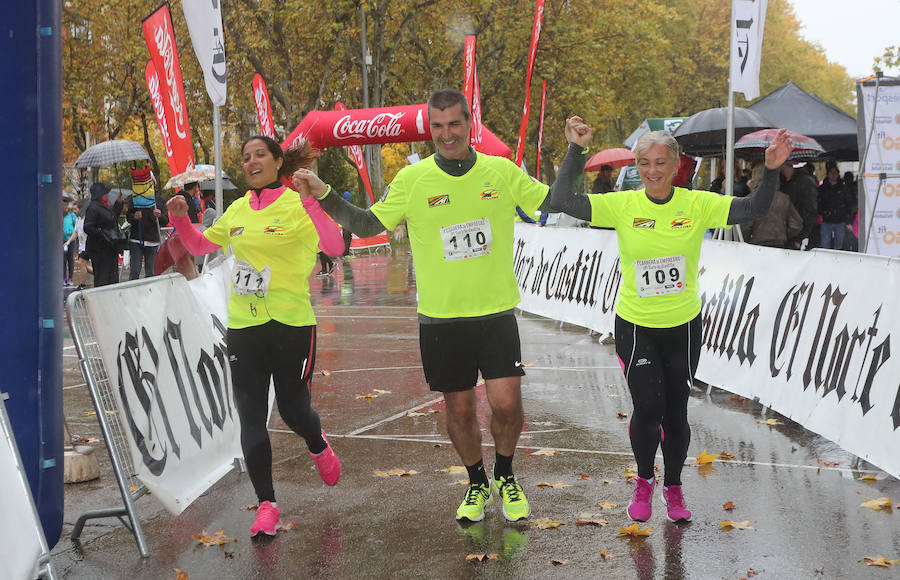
top-left (419, 313), bottom-right (525, 392)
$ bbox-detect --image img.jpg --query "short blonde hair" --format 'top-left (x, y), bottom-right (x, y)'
top-left (634, 131), bottom-right (680, 165)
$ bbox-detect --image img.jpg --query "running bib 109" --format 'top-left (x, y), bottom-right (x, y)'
top-left (440, 218), bottom-right (492, 262)
top-left (232, 259), bottom-right (271, 296)
top-left (634, 255), bottom-right (686, 297)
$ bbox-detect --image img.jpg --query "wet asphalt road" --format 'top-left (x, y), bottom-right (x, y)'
top-left (54, 250), bottom-right (900, 579)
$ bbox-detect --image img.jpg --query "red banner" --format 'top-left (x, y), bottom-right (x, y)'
top-left (335, 101), bottom-right (376, 204)
top-left (145, 60), bottom-right (176, 171)
top-left (536, 80), bottom-right (547, 180)
top-left (252, 73), bottom-right (275, 138)
top-left (142, 3), bottom-right (195, 175)
top-left (462, 35), bottom-right (485, 152)
top-left (283, 104), bottom-right (511, 158)
top-left (514, 0), bottom-right (545, 169)
top-left (463, 35), bottom-right (476, 110)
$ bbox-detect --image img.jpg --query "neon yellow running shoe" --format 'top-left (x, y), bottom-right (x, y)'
top-left (456, 482), bottom-right (493, 522)
top-left (491, 470), bottom-right (531, 521)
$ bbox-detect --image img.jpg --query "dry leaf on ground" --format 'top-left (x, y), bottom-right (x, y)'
top-left (373, 389), bottom-right (391, 395)
top-left (530, 517), bottom-right (565, 529)
top-left (407, 412), bottom-right (428, 417)
top-left (746, 568), bottom-right (760, 577)
top-left (859, 497), bottom-right (893, 511)
top-left (863, 557), bottom-right (899, 567)
top-left (600, 548), bottom-right (613, 559)
top-left (617, 412), bottom-right (628, 419)
top-left (440, 466), bottom-right (467, 474)
top-left (719, 520), bottom-right (754, 530)
top-left (719, 451), bottom-right (736, 460)
top-left (355, 393), bottom-right (373, 401)
top-left (174, 569), bottom-right (188, 580)
top-left (624, 467), bottom-right (636, 482)
top-left (756, 418), bottom-right (783, 425)
top-left (536, 481), bottom-right (568, 488)
top-left (192, 528), bottom-right (237, 547)
top-left (617, 523), bottom-right (652, 537)
top-left (550, 559), bottom-right (568, 566)
top-left (242, 504), bottom-right (258, 511)
top-left (576, 517), bottom-right (609, 527)
top-left (375, 468), bottom-right (418, 477)
top-left (696, 450), bottom-right (719, 465)
top-left (595, 501), bottom-right (617, 510)
top-left (530, 448), bottom-right (562, 456)
top-left (320, 369), bottom-right (332, 376)
top-left (723, 501), bottom-right (737, 511)
top-left (466, 553), bottom-right (498, 561)
top-left (860, 475), bottom-right (878, 482)
top-left (580, 473), bottom-right (591, 480)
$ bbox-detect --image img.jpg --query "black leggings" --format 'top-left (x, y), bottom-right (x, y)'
top-left (615, 314), bottom-right (701, 486)
top-left (227, 321), bottom-right (325, 503)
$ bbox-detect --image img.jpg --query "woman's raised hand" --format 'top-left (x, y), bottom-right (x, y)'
top-left (765, 128), bottom-right (794, 169)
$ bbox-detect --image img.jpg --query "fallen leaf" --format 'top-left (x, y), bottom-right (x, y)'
top-left (747, 568), bottom-right (759, 577)
top-left (580, 473), bottom-right (591, 480)
top-left (536, 481), bottom-right (569, 488)
top-left (859, 497), bottom-right (893, 511)
top-left (174, 569), bottom-right (188, 580)
top-left (624, 467), bottom-right (636, 482)
top-left (407, 412), bottom-right (427, 417)
top-left (530, 517), bottom-right (564, 529)
top-left (375, 468), bottom-right (418, 477)
top-left (863, 556), bottom-right (899, 568)
top-left (696, 450), bottom-right (719, 465)
top-left (466, 553), bottom-right (498, 561)
top-left (320, 369), bottom-right (332, 376)
top-left (617, 523), bottom-right (652, 537)
top-left (719, 451), bottom-right (736, 460)
top-left (550, 559), bottom-right (568, 566)
top-left (595, 501), bottom-right (617, 510)
top-left (757, 418), bottom-right (783, 425)
top-left (602, 479), bottom-right (613, 485)
top-left (530, 448), bottom-right (562, 456)
top-left (242, 504), bottom-right (258, 511)
top-left (440, 466), bottom-right (468, 474)
top-left (192, 528), bottom-right (237, 547)
top-left (373, 389), bottom-right (392, 395)
top-left (860, 475), bottom-right (878, 482)
top-left (600, 548), bottom-right (612, 560)
top-left (723, 501), bottom-right (737, 511)
top-left (576, 517), bottom-right (609, 527)
top-left (282, 521), bottom-right (297, 531)
top-left (617, 412), bottom-right (628, 419)
top-left (719, 520), bottom-right (754, 530)
top-left (355, 393), bottom-right (373, 401)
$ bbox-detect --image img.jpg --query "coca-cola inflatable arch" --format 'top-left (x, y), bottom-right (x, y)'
top-left (282, 103), bottom-right (511, 158)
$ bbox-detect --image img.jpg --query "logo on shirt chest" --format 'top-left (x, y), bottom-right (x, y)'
top-left (633, 218), bottom-right (656, 229)
top-left (670, 218), bottom-right (693, 229)
top-left (428, 194), bottom-right (451, 207)
top-left (480, 187), bottom-right (499, 200)
top-left (263, 225), bottom-right (285, 235)
top-left (230, 227), bottom-right (244, 237)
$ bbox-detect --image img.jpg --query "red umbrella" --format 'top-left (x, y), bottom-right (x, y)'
top-left (584, 148), bottom-right (635, 172)
top-left (735, 128), bottom-right (824, 160)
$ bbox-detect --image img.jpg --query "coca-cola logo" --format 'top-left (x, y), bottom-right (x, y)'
top-left (332, 112), bottom-right (406, 141)
top-left (154, 12), bottom-right (188, 140)
top-left (254, 82), bottom-right (274, 138)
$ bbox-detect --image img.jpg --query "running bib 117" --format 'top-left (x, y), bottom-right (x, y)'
top-left (440, 218), bottom-right (492, 262)
top-left (634, 255), bottom-right (686, 297)
top-left (232, 259), bottom-right (271, 296)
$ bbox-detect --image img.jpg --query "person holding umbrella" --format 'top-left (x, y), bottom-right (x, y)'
top-left (551, 120), bottom-right (793, 524)
top-left (166, 135), bottom-right (345, 538)
top-left (125, 166), bottom-right (169, 280)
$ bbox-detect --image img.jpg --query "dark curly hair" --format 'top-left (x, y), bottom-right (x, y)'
top-left (240, 135), bottom-right (319, 178)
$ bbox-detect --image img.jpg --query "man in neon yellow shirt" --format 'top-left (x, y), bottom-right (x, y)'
top-left (293, 89), bottom-right (590, 523)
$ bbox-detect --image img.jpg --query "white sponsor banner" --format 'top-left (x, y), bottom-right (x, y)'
top-left (857, 82), bottom-right (900, 257)
top-left (730, 0), bottom-right (768, 100)
top-left (83, 257), bottom-right (240, 514)
top-left (514, 225), bottom-right (900, 479)
top-left (0, 399), bottom-right (44, 580)
top-left (181, 0), bottom-right (227, 106)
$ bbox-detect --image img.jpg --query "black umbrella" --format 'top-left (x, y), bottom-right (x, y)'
top-left (673, 107), bottom-right (774, 157)
top-left (73, 140), bottom-right (149, 168)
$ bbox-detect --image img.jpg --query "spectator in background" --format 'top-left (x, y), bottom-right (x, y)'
top-left (126, 184), bottom-right (169, 280)
top-left (742, 162), bottom-right (802, 248)
top-left (83, 182), bottom-right (125, 286)
top-left (591, 164), bottom-right (615, 194)
top-left (72, 200), bottom-right (91, 289)
top-left (710, 157), bottom-right (750, 197)
top-left (62, 195), bottom-right (78, 286)
top-left (818, 160), bottom-right (854, 250)
top-left (780, 162), bottom-right (818, 250)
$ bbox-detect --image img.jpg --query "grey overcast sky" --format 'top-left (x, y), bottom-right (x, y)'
top-left (787, 0), bottom-right (900, 78)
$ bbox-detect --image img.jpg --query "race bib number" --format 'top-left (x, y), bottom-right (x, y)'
top-left (634, 255), bottom-right (686, 297)
top-left (440, 218), bottom-right (492, 262)
top-left (232, 259), bottom-right (271, 296)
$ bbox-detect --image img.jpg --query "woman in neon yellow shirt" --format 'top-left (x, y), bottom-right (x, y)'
top-left (553, 119), bottom-right (792, 523)
top-left (167, 137), bottom-right (345, 537)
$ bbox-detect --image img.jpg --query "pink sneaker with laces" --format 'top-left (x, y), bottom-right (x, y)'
top-left (311, 430), bottom-right (341, 486)
top-left (627, 477), bottom-right (655, 522)
top-left (661, 485), bottom-right (692, 522)
top-left (251, 500), bottom-right (282, 536)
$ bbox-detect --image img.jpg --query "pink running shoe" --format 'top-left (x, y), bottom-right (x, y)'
top-left (311, 430), bottom-right (341, 486)
top-left (251, 501), bottom-right (282, 537)
top-left (627, 477), bottom-right (655, 522)
top-left (661, 485), bottom-right (692, 522)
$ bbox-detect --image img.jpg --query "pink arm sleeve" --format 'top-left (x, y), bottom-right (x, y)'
top-left (302, 196), bottom-right (345, 256)
top-left (170, 215), bottom-right (221, 255)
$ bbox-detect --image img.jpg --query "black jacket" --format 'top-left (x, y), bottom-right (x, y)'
top-left (818, 179), bottom-right (853, 224)
top-left (84, 198), bottom-right (124, 255)
top-left (126, 195), bottom-right (169, 243)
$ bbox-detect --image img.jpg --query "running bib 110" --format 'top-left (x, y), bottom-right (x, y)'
top-left (232, 259), bottom-right (271, 296)
top-left (634, 255), bottom-right (686, 297)
top-left (440, 218), bottom-right (492, 261)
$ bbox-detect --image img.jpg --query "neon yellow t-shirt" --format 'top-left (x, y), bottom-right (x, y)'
top-left (372, 154), bottom-right (549, 318)
top-left (588, 187), bottom-right (733, 328)
top-left (203, 189), bottom-right (320, 329)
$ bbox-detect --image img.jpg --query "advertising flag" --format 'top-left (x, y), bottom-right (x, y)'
top-left (730, 0), bottom-right (768, 100)
top-left (181, 0), bottom-right (227, 106)
top-left (536, 80), bottom-right (547, 180)
top-left (142, 3), bottom-right (195, 175)
top-left (514, 0), bottom-right (545, 167)
top-left (252, 74), bottom-right (276, 138)
top-left (335, 101), bottom-right (376, 204)
top-left (462, 35), bottom-right (484, 151)
top-left (145, 60), bottom-right (177, 171)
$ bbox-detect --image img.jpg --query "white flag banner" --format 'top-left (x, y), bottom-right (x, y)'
top-left (730, 0), bottom-right (768, 100)
top-left (181, 0), bottom-right (227, 106)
